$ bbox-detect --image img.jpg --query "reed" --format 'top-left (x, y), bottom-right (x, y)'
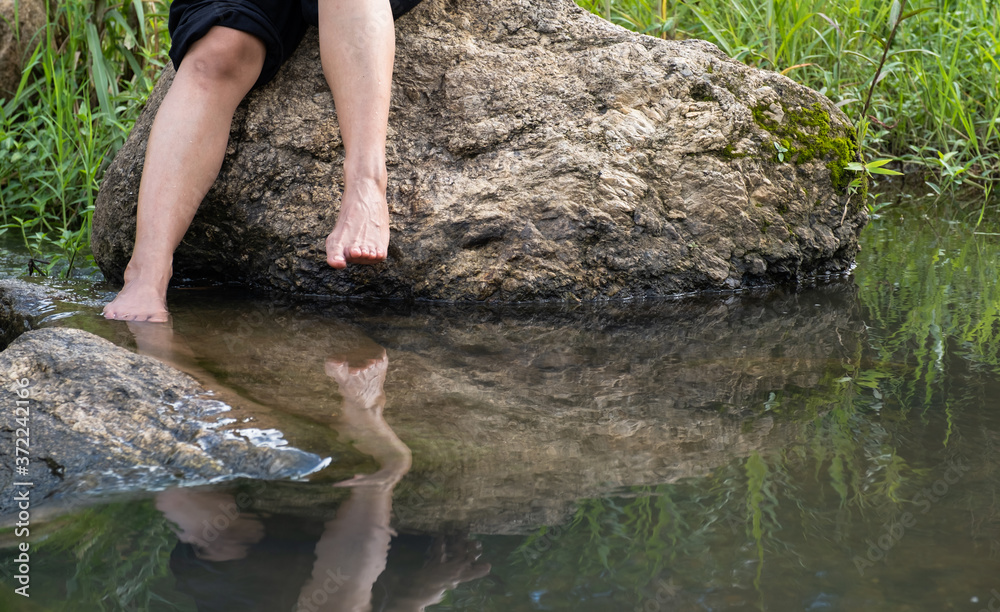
top-left (0, 0), bottom-right (170, 276)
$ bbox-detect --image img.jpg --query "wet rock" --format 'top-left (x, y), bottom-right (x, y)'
top-left (0, 328), bottom-right (328, 519)
top-left (93, 0), bottom-right (866, 302)
top-left (0, 0), bottom-right (46, 98)
top-left (0, 278), bottom-right (72, 350)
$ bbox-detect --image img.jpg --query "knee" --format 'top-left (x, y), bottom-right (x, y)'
top-left (180, 26), bottom-right (266, 87)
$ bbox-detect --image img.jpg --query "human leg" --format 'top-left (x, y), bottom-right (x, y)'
top-left (103, 27), bottom-right (266, 322)
top-left (317, 0), bottom-right (395, 269)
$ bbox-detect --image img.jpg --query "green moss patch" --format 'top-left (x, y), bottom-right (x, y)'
top-left (752, 102), bottom-right (861, 195)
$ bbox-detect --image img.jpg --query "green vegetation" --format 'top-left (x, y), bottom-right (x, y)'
top-left (576, 0), bottom-right (1000, 206)
top-left (0, 0), bottom-right (170, 276)
top-left (751, 101), bottom-right (860, 195)
top-left (0, 500), bottom-right (184, 611)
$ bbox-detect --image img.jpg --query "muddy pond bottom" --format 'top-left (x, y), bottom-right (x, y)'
top-left (2, 199), bottom-right (1000, 611)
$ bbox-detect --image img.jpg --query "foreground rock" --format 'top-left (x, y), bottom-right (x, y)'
top-left (93, 0), bottom-right (866, 302)
top-left (0, 328), bottom-right (328, 519)
top-left (0, 0), bottom-right (46, 98)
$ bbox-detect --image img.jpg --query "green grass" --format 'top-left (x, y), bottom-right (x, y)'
top-left (0, 0), bottom-right (170, 276)
top-left (576, 0), bottom-right (1000, 207)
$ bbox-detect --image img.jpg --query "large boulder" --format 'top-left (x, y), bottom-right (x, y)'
top-left (0, 0), bottom-right (47, 98)
top-left (93, 0), bottom-right (866, 302)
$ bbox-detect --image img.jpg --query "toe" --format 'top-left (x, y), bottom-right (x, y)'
top-left (327, 250), bottom-right (348, 269)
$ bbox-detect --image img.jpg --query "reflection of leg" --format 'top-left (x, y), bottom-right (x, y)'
top-left (125, 319), bottom-right (197, 371)
top-left (318, 0), bottom-right (394, 269)
top-left (298, 486), bottom-right (395, 612)
top-left (385, 537), bottom-right (492, 612)
top-left (327, 351), bottom-right (411, 487)
top-left (156, 488), bottom-right (264, 562)
top-left (124, 319), bottom-right (275, 417)
top-left (296, 348), bottom-right (410, 611)
top-left (103, 27), bottom-right (266, 322)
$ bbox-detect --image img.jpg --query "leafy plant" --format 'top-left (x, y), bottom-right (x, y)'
top-left (0, 0), bottom-right (170, 277)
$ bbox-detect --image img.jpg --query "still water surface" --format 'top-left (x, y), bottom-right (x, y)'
top-left (2, 199), bottom-right (1000, 611)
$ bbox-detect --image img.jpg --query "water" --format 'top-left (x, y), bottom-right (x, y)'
top-left (2, 199), bottom-right (1000, 611)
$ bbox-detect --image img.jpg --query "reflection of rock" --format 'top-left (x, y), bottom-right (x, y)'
top-left (166, 282), bottom-right (863, 533)
top-left (0, 272), bottom-right (864, 532)
top-left (0, 0), bottom-right (46, 98)
top-left (93, 0), bottom-right (865, 302)
top-left (0, 328), bottom-right (328, 519)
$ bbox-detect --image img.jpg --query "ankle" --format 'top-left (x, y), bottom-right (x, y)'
top-left (122, 258), bottom-right (173, 286)
top-left (343, 155), bottom-right (388, 189)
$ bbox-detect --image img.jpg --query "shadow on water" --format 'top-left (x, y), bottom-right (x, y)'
top-left (1, 197), bottom-right (1000, 610)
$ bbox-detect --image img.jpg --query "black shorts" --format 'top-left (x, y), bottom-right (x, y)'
top-left (168, 0), bottom-right (424, 89)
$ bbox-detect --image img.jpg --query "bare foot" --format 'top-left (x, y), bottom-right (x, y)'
top-left (325, 174), bottom-right (391, 269)
top-left (103, 263), bottom-right (171, 323)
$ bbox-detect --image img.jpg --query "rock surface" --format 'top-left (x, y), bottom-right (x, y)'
top-left (93, 0), bottom-right (867, 302)
top-left (0, 327), bottom-right (328, 519)
top-left (0, 0), bottom-right (46, 98)
top-left (0, 278), bottom-right (71, 350)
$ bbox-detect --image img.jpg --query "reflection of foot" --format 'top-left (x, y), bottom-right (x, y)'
top-left (421, 537), bottom-right (492, 589)
top-left (325, 173), bottom-right (390, 269)
top-left (333, 469), bottom-right (403, 489)
top-left (390, 537), bottom-right (492, 611)
top-left (102, 263), bottom-right (171, 322)
top-left (325, 351), bottom-right (388, 411)
top-left (325, 348), bottom-right (411, 488)
top-left (125, 319), bottom-right (205, 377)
